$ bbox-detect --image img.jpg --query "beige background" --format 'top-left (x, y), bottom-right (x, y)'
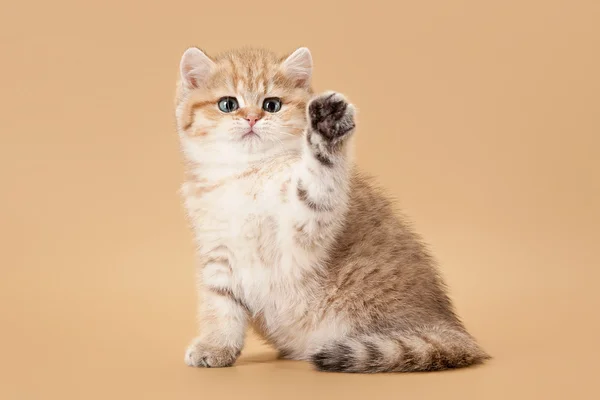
top-left (1, 0), bottom-right (599, 399)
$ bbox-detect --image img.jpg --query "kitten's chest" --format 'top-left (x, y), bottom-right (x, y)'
top-left (185, 179), bottom-right (279, 263)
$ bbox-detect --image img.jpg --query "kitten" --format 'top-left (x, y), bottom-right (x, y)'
top-left (175, 46), bottom-right (489, 373)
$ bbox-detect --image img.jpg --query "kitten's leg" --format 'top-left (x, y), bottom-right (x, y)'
top-left (288, 92), bottom-right (356, 241)
top-left (185, 259), bottom-right (248, 368)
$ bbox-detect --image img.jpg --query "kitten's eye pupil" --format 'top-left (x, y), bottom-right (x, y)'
top-left (262, 98), bottom-right (282, 113)
top-left (218, 97), bottom-right (239, 113)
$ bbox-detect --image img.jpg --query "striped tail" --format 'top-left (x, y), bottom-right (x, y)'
top-left (311, 326), bottom-right (490, 373)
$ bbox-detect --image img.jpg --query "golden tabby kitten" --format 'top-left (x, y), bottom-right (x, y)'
top-left (175, 46), bottom-right (489, 373)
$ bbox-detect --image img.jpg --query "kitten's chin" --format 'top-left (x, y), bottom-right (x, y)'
top-left (180, 130), bottom-right (300, 165)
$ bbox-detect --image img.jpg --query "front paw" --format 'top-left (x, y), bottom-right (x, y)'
top-left (308, 92), bottom-right (356, 143)
top-left (184, 338), bottom-right (240, 368)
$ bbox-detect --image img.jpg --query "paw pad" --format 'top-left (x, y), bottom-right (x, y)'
top-left (308, 92), bottom-right (355, 141)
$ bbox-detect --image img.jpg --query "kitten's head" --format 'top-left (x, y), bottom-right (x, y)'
top-left (175, 47), bottom-right (313, 163)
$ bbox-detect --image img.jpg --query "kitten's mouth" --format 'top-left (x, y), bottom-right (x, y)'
top-left (242, 130), bottom-right (260, 140)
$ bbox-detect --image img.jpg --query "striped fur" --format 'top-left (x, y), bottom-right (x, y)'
top-left (175, 46), bottom-right (489, 372)
top-left (312, 326), bottom-right (487, 373)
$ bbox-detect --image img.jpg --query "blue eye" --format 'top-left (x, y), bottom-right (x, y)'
top-left (218, 97), bottom-right (239, 113)
top-left (262, 98), bottom-right (282, 113)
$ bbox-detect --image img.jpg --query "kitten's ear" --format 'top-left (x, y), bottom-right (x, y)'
top-left (180, 47), bottom-right (215, 89)
top-left (281, 47), bottom-right (313, 87)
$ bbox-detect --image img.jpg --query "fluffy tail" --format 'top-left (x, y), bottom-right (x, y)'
top-left (311, 326), bottom-right (490, 373)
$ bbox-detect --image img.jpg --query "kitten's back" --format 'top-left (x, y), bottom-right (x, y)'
top-left (313, 171), bottom-right (489, 372)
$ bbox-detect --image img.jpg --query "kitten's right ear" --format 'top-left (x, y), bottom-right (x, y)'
top-left (180, 47), bottom-right (215, 89)
top-left (281, 47), bottom-right (313, 88)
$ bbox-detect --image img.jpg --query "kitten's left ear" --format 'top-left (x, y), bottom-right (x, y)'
top-left (180, 47), bottom-right (215, 89)
top-left (281, 47), bottom-right (313, 87)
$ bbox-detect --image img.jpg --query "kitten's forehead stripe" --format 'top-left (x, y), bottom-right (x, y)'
top-left (213, 48), bottom-right (293, 103)
top-left (228, 55), bottom-right (239, 89)
top-left (246, 57), bottom-right (255, 92)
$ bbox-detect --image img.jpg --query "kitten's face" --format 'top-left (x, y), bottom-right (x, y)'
top-left (176, 47), bottom-right (313, 163)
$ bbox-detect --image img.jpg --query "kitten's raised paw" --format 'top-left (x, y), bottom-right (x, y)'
top-left (308, 92), bottom-right (356, 142)
top-left (184, 339), bottom-right (240, 368)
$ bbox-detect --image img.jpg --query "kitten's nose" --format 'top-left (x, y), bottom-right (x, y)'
top-left (246, 115), bottom-right (260, 127)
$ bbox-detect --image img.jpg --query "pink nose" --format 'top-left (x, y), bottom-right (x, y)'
top-left (246, 115), bottom-right (260, 127)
